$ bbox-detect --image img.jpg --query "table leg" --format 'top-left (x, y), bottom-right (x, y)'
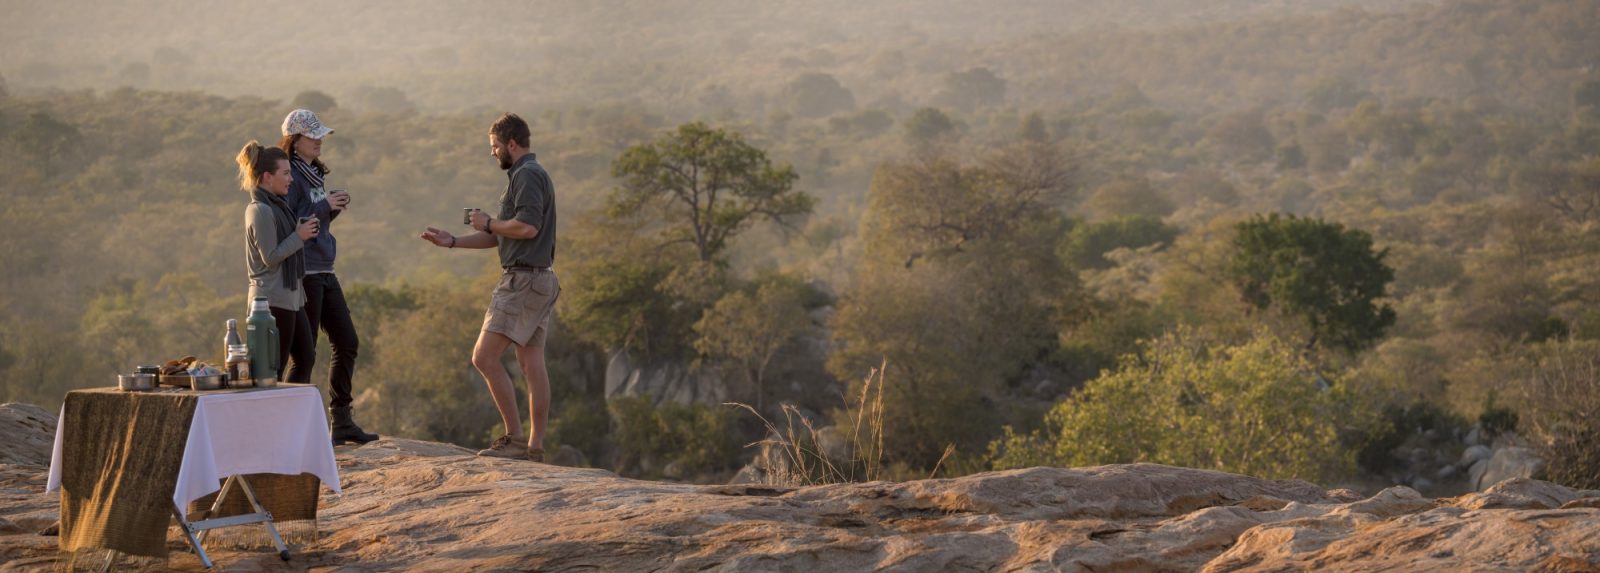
top-left (175, 475), bottom-right (295, 565)
top-left (172, 507), bottom-right (215, 569)
top-left (235, 476), bottom-right (292, 561)
top-left (195, 475), bottom-right (237, 545)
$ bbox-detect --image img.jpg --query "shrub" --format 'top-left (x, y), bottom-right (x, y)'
top-left (608, 396), bottom-right (740, 480)
top-left (992, 328), bottom-right (1374, 484)
top-left (1513, 340), bottom-right (1600, 489)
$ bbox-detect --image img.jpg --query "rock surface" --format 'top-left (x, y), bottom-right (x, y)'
top-left (605, 349), bottom-right (728, 405)
top-left (0, 404), bottom-right (55, 467)
top-left (2, 403), bottom-right (1598, 571)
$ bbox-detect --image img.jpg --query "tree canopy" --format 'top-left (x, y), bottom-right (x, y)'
top-left (1228, 214), bottom-right (1396, 353)
top-left (609, 122), bottom-right (814, 263)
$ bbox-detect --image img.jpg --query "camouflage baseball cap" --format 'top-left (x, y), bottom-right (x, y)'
top-left (282, 109), bottom-right (334, 139)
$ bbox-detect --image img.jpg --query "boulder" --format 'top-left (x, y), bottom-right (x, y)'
top-left (1476, 446), bottom-right (1543, 490)
top-left (604, 348), bottom-right (727, 405)
top-left (1458, 444), bottom-right (1492, 468)
top-left (0, 403), bottom-right (56, 467)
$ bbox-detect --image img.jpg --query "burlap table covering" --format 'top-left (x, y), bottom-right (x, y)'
top-left (55, 387), bottom-right (322, 560)
top-left (58, 388), bottom-right (198, 558)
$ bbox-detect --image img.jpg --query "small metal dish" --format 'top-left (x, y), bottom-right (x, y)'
top-left (161, 373), bottom-right (227, 390)
top-left (118, 373), bottom-right (157, 391)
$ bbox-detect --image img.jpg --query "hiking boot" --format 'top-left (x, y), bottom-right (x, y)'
top-left (330, 407), bottom-right (380, 446)
top-left (526, 448), bottom-right (545, 463)
top-left (477, 434), bottom-right (528, 459)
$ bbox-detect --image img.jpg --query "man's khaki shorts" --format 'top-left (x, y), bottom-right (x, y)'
top-left (483, 269), bottom-right (560, 347)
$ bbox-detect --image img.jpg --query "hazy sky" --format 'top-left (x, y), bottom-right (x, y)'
top-left (0, 0), bottom-right (1431, 112)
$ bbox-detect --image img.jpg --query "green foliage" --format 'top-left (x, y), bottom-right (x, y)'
top-left (992, 330), bottom-right (1372, 483)
top-left (1018, 112), bottom-right (1050, 143)
top-left (1512, 157), bottom-right (1600, 225)
top-left (8, 111), bottom-right (81, 177)
top-left (781, 72), bottom-right (857, 119)
top-left (1082, 178), bottom-right (1174, 220)
top-left (558, 257), bottom-right (681, 355)
top-left (1059, 215), bottom-right (1178, 270)
top-left (828, 109), bottom-right (895, 138)
top-left (902, 107), bottom-right (957, 147)
top-left (1478, 405), bottom-right (1519, 438)
top-left (610, 122), bottom-right (814, 263)
top-left (362, 282), bottom-right (501, 446)
top-left (607, 396), bottom-right (740, 480)
top-left (1229, 214), bottom-right (1396, 353)
top-left (1355, 401), bottom-right (1466, 475)
top-left (829, 240), bottom-right (1072, 468)
top-left (548, 395), bottom-right (611, 465)
top-left (694, 274), bottom-right (818, 409)
top-left (863, 141), bottom-right (1073, 265)
top-left (1306, 76), bottom-right (1372, 111)
top-left (1203, 109), bottom-right (1274, 163)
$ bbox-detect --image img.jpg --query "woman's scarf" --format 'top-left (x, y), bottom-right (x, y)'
top-left (291, 156), bottom-right (324, 190)
top-left (253, 187), bottom-right (303, 291)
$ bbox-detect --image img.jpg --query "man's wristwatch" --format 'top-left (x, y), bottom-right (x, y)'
top-left (483, 216), bottom-right (494, 234)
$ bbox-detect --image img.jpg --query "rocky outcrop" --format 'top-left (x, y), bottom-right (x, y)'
top-left (604, 348), bottom-right (728, 405)
top-left (1, 403), bottom-right (1596, 571)
top-left (0, 403), bottom-right (55, 467)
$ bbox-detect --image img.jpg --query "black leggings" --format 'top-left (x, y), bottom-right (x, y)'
top-left (271, 306), bottom-right (315, 384)
top-left (293, 273), bottom-right (361, 408)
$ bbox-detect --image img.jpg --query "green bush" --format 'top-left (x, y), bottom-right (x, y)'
top-left (992, 329), bottom-right (1374, 484)
top-left (548, 396), bottom-right (611, 465)
top-left (1477, 391), bottom-right (1519, 438)
top-left (1356, 401), bottom-right (1467, 474)
top-left (1058, 215), bottom-right (1179, 270)
top-left (608, 396), bottom-right (741, 480)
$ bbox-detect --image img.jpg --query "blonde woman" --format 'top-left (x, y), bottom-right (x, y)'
top-left (237, 141), bottom-right (319, 381)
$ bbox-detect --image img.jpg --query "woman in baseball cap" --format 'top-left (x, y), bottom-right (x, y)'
top-left (277, 109), bottom-right (377, 446)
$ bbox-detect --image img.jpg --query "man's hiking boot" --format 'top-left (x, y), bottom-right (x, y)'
top-left (477, 434), bottom-right (528, 459)
top-left (526, 448), bottom-right (545, 463)
top-left (330, 407), bottom-right (380, 446)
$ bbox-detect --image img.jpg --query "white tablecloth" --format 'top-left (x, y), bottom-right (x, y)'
top-left (46, 386), bottom-right (341, 511)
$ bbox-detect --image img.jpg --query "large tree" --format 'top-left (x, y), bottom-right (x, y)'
top-left (609, 122), bottom-right (814, 263)
top-left (693, 276), bottom-right (815, 411)
top-left (1228, 214), bottom-right (1396, 353)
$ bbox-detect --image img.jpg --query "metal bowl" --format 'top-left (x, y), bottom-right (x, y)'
top-left (161, 373), bottom-right (226, 390)
top-left (118, 373), bottom-right (157, 391)
top-left (188, 373), bottom-right (226, 391)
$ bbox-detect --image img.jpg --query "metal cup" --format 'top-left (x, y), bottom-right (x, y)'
top-left (463, 208), bottom-right (475, 225)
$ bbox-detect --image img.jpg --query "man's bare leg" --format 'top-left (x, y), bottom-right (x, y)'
top-left (514, 337), bottom-right (550, 451)
top-left (472, 330), bottom-right (523, 438)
